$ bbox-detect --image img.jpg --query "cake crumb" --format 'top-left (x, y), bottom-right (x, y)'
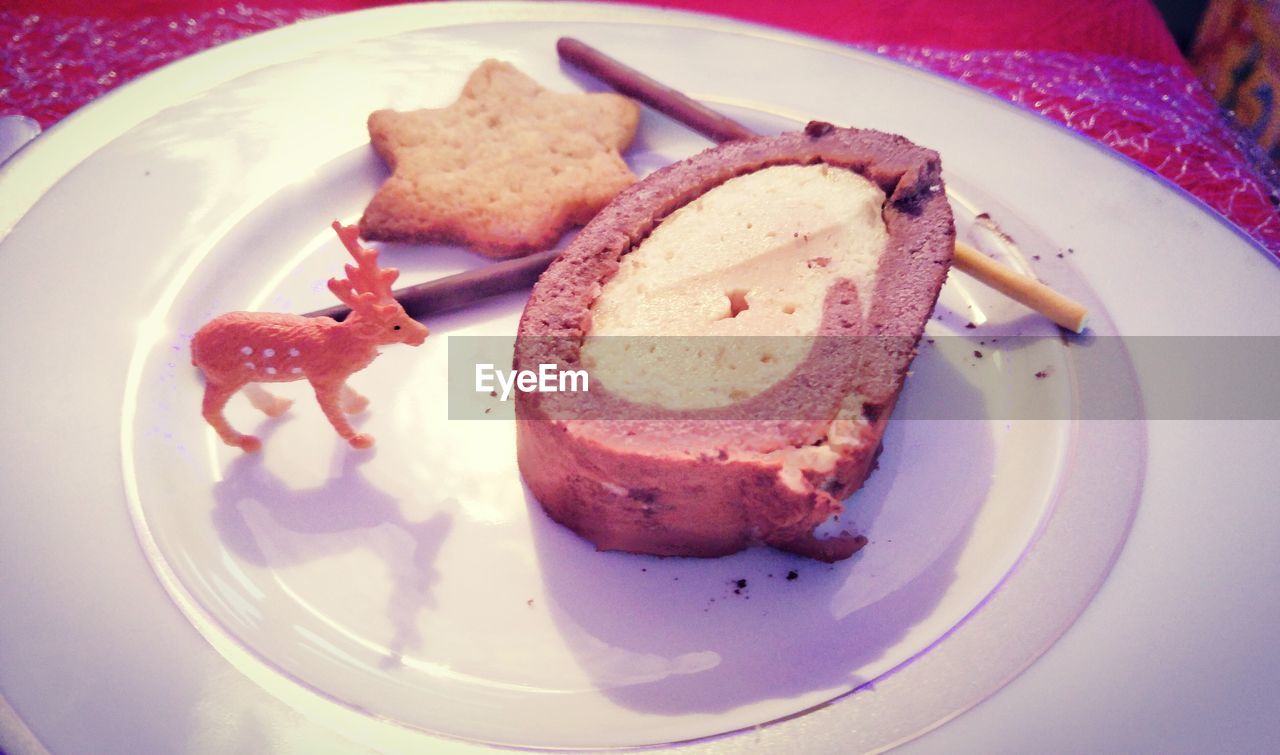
top-left (974, 350), bottom-right (984, 358)
top-left (1035, 369), bottom-right (1050, 379)
top-left (786, 570), bottom-right (799, 581)
top-left (965, 322), bottom-right (976, 329)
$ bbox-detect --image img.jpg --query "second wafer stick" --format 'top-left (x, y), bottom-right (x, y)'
top-left (557, 36), bottom-right (1090, 333)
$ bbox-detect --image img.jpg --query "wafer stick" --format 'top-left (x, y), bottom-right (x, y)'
top-left (953, 242), bottom-right (1088, 331)
top-left (557, 37), bottom-right (756, 144)
top-left (306, 248), bottom-right (558, 321)
top-left (557, 36), bottom-right (1091, 333)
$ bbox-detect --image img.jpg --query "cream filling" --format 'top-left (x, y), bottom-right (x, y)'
top-left (581, 164), bottom-right (889, 409)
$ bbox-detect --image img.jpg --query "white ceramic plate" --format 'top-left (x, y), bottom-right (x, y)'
top-left (2, 4), bottom-right (1277, 754)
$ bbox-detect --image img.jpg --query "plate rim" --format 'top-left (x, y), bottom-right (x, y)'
top-left (0, 2), bottom-right (1221, 752)
top-left (0, 1), bottom-right (1273, 260)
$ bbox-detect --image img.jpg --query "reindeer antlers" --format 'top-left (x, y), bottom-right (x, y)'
top-left (327, 222), bottom-right (401, 310)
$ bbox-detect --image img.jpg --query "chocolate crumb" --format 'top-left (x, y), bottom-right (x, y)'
top-left (1067, 248), bottom-right (1075, 254)
top-left (786, 570), bottom-right (799, 581)
top-left (628, 488), bottom-right (658, 504)
top-left (926, 337), bottom-right (935, 344)
top-left (489, 390), bottom-right (497, 397)
top-left (979, 340), bottom-right (985, 345)
top-left (1056, 252), bottom-right (1064, 259)
top-left (965, 322), bottom-right (976, 329)
top-left (1035, 370), bottom-right (1049, 379)
top-left (1032, 255), bottom-right (1041, 261)
top-left (804, 120), bottom-right (836, 137)
top-left (526, 599), bottom-right (534, 607)
top-left (736, 578), bottom-right (747, 589)
top-left (484, 407), bottom-right (492, 414)
top-left (974, 350), bottom-right (984, 358)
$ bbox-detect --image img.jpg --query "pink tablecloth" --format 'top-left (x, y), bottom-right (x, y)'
top-left (3, 0), bottom-right (1279, 254)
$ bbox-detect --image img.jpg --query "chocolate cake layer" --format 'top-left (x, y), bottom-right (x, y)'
top-left (514, 122), bottom-right (955, 561)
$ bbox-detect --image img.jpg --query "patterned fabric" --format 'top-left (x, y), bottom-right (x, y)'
top-left (1192, 0), bottom-right (1280, 162)
top-left (885, 47), bottom-right (1280, 254)
top-left (637, 0), bottom-right (1186, 64)
top-left (0, 7), bottom-right (320, 127)
top-left (2, 2), bottom-right (1278, 255)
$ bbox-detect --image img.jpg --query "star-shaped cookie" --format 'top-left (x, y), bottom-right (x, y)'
top-left (359, 59), bottom-right (641, 258)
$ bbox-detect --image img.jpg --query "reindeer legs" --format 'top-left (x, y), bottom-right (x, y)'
top-left (243, 383), bottom-right (294, 417)
top-left (314, 381), bottom-right (374, 449)
top-left (340, 384), bottom-right (369, 414)
top-left (203, 380), bottom-right (364, 451)
top-left (202, 382), bottom-right (262, 452)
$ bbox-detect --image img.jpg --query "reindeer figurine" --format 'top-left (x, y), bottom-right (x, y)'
top-left (192, 221), bottom-right (429, 452)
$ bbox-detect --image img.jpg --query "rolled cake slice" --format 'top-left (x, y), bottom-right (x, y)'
top-left (515, 122), bottom-right (955, 561)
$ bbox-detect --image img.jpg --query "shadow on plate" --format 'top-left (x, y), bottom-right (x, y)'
top-left (209, 428), bottom-right (454, 663)
top-left (525, 354), bottom-right (998, 718)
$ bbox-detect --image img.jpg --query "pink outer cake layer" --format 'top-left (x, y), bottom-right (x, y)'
top-left (514, 122), bottom-right (956, 561)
